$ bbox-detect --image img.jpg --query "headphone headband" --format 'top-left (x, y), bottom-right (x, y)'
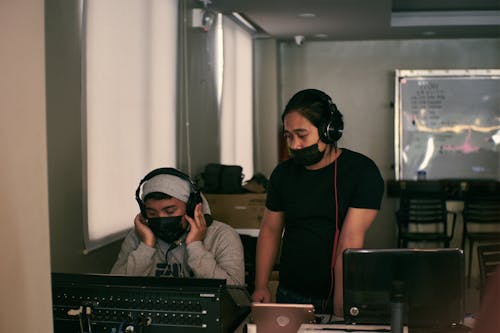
top-left (135, 168), bottom-right (201, 218)
top-left (282, 89), bottom-right (344, 144)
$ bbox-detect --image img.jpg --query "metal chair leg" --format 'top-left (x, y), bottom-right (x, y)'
top-left (467, 239), bottom-right (474, 287)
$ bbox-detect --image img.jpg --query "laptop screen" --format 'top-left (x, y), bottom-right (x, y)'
top-left (251, 303), bottom-right (316, 333)
top-left (343, 248), bottom-right (464, 328)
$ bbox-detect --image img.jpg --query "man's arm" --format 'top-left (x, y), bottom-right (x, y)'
top-left (333, 207), bottom-right (379, 316)
top-left (110, 229), bottom-right (157, 276)
top-left (252, 208), bottom-right (285, 302)
top-left (186, 222), bottom-right (245, 286)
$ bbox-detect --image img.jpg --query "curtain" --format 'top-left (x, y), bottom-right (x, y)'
top-left (220, 16), bottom-right (254, 180)
top-left (83, 0), bottom-right (178, 252)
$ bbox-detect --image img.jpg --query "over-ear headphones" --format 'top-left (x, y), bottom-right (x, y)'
top-left (135, 167), bottom-right (202, 219)
top-left (318, 94), bottom-right (344, 144)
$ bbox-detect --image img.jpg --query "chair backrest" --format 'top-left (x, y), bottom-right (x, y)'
top-left (463, 194), bottom-right (500, 226)
top-left (396, 184), bottom-right (455, 247)
top-left (477, 243), bottom-right (500, 296)
top-left (398, 187), bottom-right (448, 226)
top-left (239, 234), bottom-right (257, 292)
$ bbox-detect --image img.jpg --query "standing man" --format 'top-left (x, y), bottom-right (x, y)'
top-left (251, 89), bottom-right (384, 316)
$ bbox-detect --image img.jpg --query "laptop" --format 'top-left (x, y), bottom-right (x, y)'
top-left (251, 303), bottom-right (316, 333)
top-left (342, 248), bottom-right (466, 332)
top-left (298, 323), bottom-right (408, 333)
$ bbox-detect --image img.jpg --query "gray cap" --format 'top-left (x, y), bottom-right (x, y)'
top-left (141, 174), bottom-right (191, 203)
top-left (141, 174), bottom-right (211, 214)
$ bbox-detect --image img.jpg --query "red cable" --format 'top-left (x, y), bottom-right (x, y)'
top-left (323, 157), bottom-right (339, 313)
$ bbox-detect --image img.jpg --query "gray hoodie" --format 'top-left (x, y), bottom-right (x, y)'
top-left (110, 220), bottom-right (245, 286)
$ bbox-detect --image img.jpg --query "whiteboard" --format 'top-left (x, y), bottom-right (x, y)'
top-left (394, 69), bottom-right (500, 181)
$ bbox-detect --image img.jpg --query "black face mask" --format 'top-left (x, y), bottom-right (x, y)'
top-left (290, 143), bottom-right (325, 166)
top-left (147, 216), bottom-right (186, 243)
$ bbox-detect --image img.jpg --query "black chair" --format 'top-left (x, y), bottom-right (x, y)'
top-left (239, 234), bottom-right (257, 294)
top-left (461, 193), bottom-right (500, 287)
top-left (239, 233), bottom-right (280, 295)
top-left (477, 243), bottom-right (500, 300)
top-left (396, 182), bottom-right (457, 248)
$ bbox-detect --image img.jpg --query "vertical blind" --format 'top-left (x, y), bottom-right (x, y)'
top-left (83, 0), bottom-right (178, 252)
top-left (220, 16), bottom-right (254, 181)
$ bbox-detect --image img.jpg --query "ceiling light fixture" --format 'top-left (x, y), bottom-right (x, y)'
top-left (298, 13), bottom-right (316, 18)
top-left (232, 12), bottom-right (257, 32)
top-left (422, 31), bottom-right (436, 36)
top-left (391, 10), bottom-right (500, 27)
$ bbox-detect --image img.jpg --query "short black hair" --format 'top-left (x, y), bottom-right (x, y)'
top-left (281, 88), bottom-right (333, 128)
top-left (143, 192), bottom-right (172, 202)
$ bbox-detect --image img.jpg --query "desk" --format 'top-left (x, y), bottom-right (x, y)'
top-left (297, 324), bottom-right (407, 333)
top-left (247, 322), bottom-right (407, 333)
top-left (243, 312), bottom-right (473, 333)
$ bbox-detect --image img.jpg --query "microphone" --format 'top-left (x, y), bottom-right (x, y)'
top-left (390, 280), bottom-right (405, 333)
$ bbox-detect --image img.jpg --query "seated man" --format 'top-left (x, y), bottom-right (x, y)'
top-left (111, 167), bottom-right (245, 286)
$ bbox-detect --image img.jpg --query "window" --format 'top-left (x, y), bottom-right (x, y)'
top-left (82, 0), bottom-right (178, 252)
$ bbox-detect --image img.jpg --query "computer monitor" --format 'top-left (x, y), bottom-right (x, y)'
top-left (343, 248), bottom-right (465, 329)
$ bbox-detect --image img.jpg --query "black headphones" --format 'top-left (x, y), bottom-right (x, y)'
top-left (317, 93), bottom-right (344, 144)
top-left (135, 167), bottom-right (202, 219)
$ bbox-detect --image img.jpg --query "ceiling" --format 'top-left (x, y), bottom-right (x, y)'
top-left (207, 0), bottom-right (500, 42)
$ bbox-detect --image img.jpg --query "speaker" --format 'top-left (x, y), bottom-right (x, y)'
top-left (135, 168), bottom-right (202, 219)
top-left (318, 96), bottom-right (344, 144)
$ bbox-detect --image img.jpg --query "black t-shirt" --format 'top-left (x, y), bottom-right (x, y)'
top-left (266, 148), bottom-right (384, 297)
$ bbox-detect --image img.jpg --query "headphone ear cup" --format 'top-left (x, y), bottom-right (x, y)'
top-left (138, 201), bottom-right (147, 218)
top-left (318, 120), bottom-right (332, 144)
top-left (185, 191), bottom-right (203, 218)
top-left (135, 183), bottom-right (147, 218)
top-left (319, 103), bottom-right (343, 144)
top-left (328, 105), bottom-right (343, 142)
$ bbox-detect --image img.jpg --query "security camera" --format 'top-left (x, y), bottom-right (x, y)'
top-left (294, 35), bottom-right (305, 46)
top-left (202, 9), bottom-right (216, 32)
top-left (191, 8), bottom-right (216, 32)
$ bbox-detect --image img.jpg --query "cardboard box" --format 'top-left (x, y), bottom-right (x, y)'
top-left (204, 193), bottom-right (266, 229)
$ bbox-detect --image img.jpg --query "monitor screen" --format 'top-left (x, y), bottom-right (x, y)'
top-left (343, 248), bottom-right (464, 328)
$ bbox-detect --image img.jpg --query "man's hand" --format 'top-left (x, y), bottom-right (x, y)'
top-left (133, 213), bottom-right (156, 247)
top-left (185, 203), bottom-right (207, 245)
top-left (251, 287), bottom-right (271, 303)
top-left (334, 289), bottom-right (343, 317)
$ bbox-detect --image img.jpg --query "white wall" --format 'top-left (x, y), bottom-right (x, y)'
top-left (276, 38), bottom-right (500, 248)
top-left (0, 0), bottom-right (53, 332)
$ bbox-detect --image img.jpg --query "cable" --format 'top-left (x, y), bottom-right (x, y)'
top-left (66, 306), bottom-right (85, 333)
top-left (322, 150), bottom-right (340, 315)
top-left (85, 306), bottom-right (92, 333)
top-left (117, 321), bottom-right (126, 333)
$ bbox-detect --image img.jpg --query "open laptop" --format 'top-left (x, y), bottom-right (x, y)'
top-left (342, 248), bottom-right (467, 333)
top-left (251, 303), bottom-right (316, 333)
